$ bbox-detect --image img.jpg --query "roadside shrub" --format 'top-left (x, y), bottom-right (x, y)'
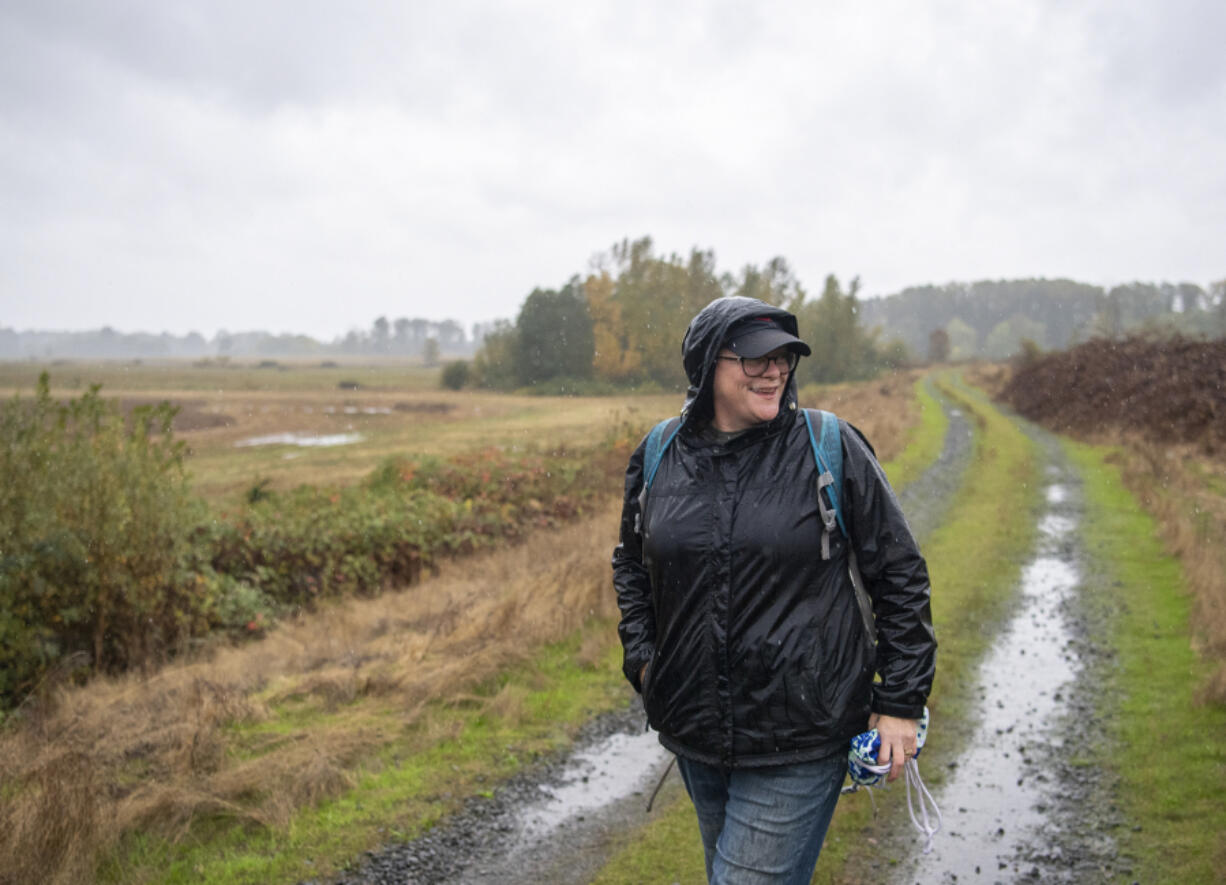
top-left (208, 443), bottom-right (624, 610)
top-left (208, 486), bottom-right (461, 607)
top-left (440, 360), bottom-right (470, 390)
top-left (0, 374), bottom-right (211, 706)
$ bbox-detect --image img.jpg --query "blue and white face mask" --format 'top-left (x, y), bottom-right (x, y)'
top-left (847, 706), bottom-right (930, 787)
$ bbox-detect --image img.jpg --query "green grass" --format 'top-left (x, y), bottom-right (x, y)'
top-left (916, 376), bottom-right (1041, 730)
top-left (879, 374), bottom-right (950, 493)
top-left (591, 373), bottom-right (1043, 883)
top-left (1066, 440), bottom-right (1226, 884)
top-left (99, 625), bottom-right (631, 884)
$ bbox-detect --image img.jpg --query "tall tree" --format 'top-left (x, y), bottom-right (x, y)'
top-left (471, 321), bottom-right (518, 390)
top-left (726, 257), bottom-right (806, 309)
top-left (513, 278), bottom-right (595, 385)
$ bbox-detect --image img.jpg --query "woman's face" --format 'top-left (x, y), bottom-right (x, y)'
top-left (711, 347), bottom-right (790, 432)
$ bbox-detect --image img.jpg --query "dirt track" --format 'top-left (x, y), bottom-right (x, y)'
top-left (856, 423), bottom-right (1129, 884)
top-left (317, 382), bottom-right (977, 885)
top-left (317, 383), bottom-right (1138, 885)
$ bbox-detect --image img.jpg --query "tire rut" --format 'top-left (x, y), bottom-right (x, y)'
top-left (858, 420), bottom-right (1130, 884)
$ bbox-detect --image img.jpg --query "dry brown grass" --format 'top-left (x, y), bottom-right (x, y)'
top-left (799, 370), bottom-right (921, 464)
top-left (0, 508), bottom-right (623, 884)
top-left (1105, 439), bottom-right (1226, 704)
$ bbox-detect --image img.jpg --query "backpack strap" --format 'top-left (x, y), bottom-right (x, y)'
top-left (802, 409), bottom-right (845, 559)
top-left (803, 409), bottom-right (877, 648)
top-left (643, 417), bottom-right (683, 493)
top-left (635, 417), bottom-right (682, 538)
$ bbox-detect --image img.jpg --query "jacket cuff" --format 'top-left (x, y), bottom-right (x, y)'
top-left (870, 696), bottom-right (926, 720)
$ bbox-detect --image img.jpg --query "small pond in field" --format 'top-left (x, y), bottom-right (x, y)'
top-left (234, 432), bottom-right (365, 448)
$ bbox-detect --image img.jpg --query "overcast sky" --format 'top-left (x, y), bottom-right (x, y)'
top-left (3, 0), bottom-right (1223, 340)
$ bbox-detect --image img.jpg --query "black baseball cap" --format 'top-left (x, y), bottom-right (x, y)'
top-left (725, 316), bottom-right (812, 358)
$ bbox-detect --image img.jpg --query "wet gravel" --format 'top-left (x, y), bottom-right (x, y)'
top-left (1001, 424), bottom-right (1132, 883)
top-left (308, 700), bottom-right (665, 885)
top-left (854, 421), bottom-right (1133, 884)
top-left (896, 381), bottom-right (974, 546)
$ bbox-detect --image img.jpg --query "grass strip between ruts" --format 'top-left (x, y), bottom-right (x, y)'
top-left (879, 374), bottom-right (950, 494)
top-left (590, 374), bottom-right (1042, 884)
top-left (1065, 440), bottom-right (1226, 884)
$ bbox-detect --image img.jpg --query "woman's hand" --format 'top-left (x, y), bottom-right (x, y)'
top-left (868, 713), bottom-right (919, 782)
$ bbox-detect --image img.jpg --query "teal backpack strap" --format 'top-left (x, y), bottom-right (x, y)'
top-left (803, 409), bottom-right (876, 647)
top-left (818, 410), bottom-right (846, 536)
top-left (802, 409), bottom-right (843, 560)
top-left (643, 418), bottom-right (683, 492)
top-left (636, 417), bottom-right (682, 538)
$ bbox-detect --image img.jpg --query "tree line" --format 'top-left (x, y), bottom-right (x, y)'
top-left (0, 318), bottom-right (487, 361)
top-left (860, 278), bottom-right (1226, 362)
top-left (467, 237), bottom-right (904, 392)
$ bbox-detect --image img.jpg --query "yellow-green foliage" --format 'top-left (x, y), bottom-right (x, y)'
top-left (1067, 441), bottom-right (1226, 883)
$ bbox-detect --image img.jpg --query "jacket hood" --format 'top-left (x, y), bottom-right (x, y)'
top-left (680, 296), bottom-right (805, 423)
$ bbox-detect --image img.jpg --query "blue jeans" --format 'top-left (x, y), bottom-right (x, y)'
top-left (676, 754), bottom-right (846, 885)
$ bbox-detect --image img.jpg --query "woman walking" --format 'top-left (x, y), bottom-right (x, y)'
top-left (613, 296), bottom-right (936, 883)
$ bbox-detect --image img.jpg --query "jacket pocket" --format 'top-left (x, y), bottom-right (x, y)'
top-left (641, 651), bottom-right (661, 724)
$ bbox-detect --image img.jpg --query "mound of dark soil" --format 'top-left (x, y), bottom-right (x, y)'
top-left (998, 335), bottom-right (1226, 453)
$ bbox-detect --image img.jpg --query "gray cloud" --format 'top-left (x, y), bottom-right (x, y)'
top-left (2, 0), bottom-right (1222, 338)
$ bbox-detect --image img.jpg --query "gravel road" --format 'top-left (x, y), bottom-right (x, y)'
top-left (853, 421), bottom-right (1131, 884)
top-left (317, 385), bottom-right (1134, 885)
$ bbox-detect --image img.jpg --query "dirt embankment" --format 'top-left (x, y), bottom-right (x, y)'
top-left (997, 335), bottom-right (1226, 454)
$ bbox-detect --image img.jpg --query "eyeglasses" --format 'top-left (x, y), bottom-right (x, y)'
top-left (716, 352), bottom-right (798, 377)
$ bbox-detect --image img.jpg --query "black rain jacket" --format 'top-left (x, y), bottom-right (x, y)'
top-left (612, 296), bottom-right (936, 768)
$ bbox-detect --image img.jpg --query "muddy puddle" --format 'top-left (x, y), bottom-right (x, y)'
top-left (514, 728), bottom-right (671, 841)
top-left (322, 704), bottom-right (675, 885)
top-left (445, 725), bottom-right (673, 884)
top-left (888, 465), bottom-right (1088, 884)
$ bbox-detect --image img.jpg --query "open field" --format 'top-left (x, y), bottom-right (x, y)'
top-left (0, 360), bottom-right (676, 503)
top-left (0, 361), bottom-right (916, 505)
top-left (0, 364), bottom-right (924, 884)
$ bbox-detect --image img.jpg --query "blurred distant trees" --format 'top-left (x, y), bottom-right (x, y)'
top-left (859, 278), bottom-right (1225, 362)
top-left (928, 328), bottom-right (950, 363)
top-left (794, 275), bottom-right (905, 384)
top-left (0, 320), bottom-right (479, 360)
top-left (5, 256), bottom-right (1220, 369)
